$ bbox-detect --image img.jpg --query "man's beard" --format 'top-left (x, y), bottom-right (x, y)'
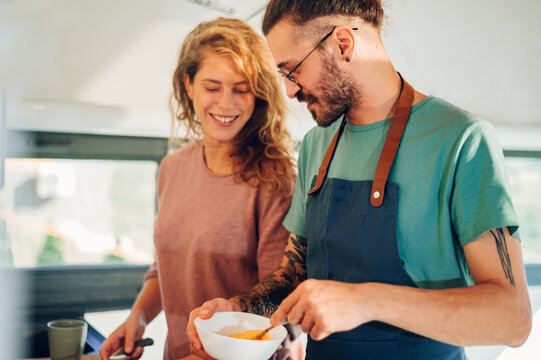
top-left (296, 54), bottom-right (360, 127)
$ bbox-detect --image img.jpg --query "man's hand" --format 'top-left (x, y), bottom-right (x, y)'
top-left (270, 279), bottom-right (375, 340)
top-left (187, 298), bottom-right (240, 359)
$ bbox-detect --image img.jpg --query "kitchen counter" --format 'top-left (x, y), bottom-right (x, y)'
top-left (17, 319), bottom-right (105, 360)
top-left (26, 356), bottom-right (100, 360)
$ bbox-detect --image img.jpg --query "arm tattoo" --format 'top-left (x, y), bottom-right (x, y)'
top-left (490, 227), bottom-right (515, 286)
top-left (231, 234), bottom-right (308, 317)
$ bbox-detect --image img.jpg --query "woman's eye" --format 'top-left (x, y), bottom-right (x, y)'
top-left (205, 88), bottom-right (220, 92)
top-left (234, 88), bottom-right (250, 94)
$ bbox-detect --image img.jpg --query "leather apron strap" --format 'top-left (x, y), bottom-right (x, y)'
top-left (307, 119), bottom-right (347, 195)
top-left (308, 74), bottom-right (415, 208)
top-left (370, 77), bottom-right (414, 207)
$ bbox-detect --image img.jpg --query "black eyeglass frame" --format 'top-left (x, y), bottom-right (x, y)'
top-left (277, 26), bottom-right (358, 87)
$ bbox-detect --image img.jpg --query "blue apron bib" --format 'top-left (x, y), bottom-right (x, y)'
top-left (304, 76), bottom-right (465, 360)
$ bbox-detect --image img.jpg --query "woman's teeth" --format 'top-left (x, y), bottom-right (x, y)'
top-left (212, 114), bottom-right (237, 123)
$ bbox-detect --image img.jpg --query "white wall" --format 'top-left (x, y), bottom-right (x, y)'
top-left (1, 0), bottom-right (540, 143)
top-left (265, 0), bottom-right (541, 147)
top-left (380, 0), bottom-right (541, 150)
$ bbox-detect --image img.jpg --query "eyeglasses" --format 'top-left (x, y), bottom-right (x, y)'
top-left (277, 26), bottom-right (358, 87)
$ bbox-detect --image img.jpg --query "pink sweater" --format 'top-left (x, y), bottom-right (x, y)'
top-left (146, 142), bottom-right (302, 359)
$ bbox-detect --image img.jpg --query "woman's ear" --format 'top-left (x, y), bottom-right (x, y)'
top-left (183, 74), bottom-right (194, 100)
top-left (334, 26), bottom-right (355, 63)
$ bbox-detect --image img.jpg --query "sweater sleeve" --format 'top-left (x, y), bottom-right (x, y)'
top-left (144, 260), bottom-right (158, 281)
top-left (255, 187), bottom-right (293, 281)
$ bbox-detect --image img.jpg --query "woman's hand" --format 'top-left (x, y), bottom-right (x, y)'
top-left (99, 312), bottom-right (147, 360)
top-left (187, 298), bottom-right (240, 359)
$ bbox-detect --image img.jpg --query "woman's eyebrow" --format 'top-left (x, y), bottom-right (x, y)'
top-left (201, 79), bottom-right (249, 86)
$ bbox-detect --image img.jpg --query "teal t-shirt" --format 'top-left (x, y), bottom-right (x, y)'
top-left (284, 96), bottom-right (520, 289)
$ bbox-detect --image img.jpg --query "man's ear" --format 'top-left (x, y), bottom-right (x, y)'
top-left (334, 26), bottom-right (355, 62)
top-left (183, 74), bottom-right (194, 100)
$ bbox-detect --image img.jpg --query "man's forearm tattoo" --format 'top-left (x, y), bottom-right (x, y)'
top-left (283, 234), bottom-right (307, 284)
top-left (233, 234), bottom-right (308, 317)
top-left (490, 227), bottom-right (515, 286)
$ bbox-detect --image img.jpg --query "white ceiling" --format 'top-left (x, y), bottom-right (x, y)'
top-left (1, 0), bottom-right (540, 145)
top-left (0, 0), bottom-right (271, 136)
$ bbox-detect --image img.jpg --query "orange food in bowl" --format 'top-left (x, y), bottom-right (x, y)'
top-left (229, 330), bottom-right (270, 340)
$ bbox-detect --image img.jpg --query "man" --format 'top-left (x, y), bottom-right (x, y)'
top-left (187, 1), bottom-right (532, 359)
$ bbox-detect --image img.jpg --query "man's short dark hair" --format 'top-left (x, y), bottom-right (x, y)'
top-left (262, 0), bottom-right (384, 35)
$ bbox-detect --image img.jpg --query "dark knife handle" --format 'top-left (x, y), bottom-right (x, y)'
top-left (125, 338), bottom-right (154, 355)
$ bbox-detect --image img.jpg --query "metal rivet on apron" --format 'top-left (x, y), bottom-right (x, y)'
top-left (373, 191), bottom-right (381, 199)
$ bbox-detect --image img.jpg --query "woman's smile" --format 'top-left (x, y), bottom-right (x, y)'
top-left (210, 113), bottom-right (239, 126)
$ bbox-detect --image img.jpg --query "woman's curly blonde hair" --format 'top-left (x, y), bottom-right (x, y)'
top-left (170, 17), bottom-right (295, 196)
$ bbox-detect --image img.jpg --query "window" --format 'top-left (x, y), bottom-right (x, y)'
top-left (506, 155), bottom-right (541, 262)
top-left (504, 152), bottom-right (541, 286)
top-left (1, 158), bottom-right (157, 267)
top-left (1, 130), bottom-right (168, 315)
top-left (0, 130), bottom-right (168, 357)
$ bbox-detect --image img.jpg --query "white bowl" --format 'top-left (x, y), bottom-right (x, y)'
top-left (194, 311), bottom-right (287, 360)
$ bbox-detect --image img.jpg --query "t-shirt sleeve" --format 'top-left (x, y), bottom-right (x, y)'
top-left (283, 138), bottom-right (308, 237)
top-left (256, 189), bottom-right (293, 280)
top-left (451, 120), bottom-right (520, 246)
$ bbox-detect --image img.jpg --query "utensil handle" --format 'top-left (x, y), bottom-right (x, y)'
top-left (133, 337), bottom-right (154, 349)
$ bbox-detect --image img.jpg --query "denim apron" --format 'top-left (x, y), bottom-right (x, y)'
top-left (304, 76), bottom-right (465, 360)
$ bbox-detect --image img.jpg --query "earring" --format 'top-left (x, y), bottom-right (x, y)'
top-left (345, 57), bottom-right (351, 62)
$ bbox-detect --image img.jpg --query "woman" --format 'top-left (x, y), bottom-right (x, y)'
top-left (100, 18), bottom-right (302, 360)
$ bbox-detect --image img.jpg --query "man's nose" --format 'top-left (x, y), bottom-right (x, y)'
top-left (284, 79), bottom-right (301, 99)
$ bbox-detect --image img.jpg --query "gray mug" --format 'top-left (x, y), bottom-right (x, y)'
top-left (47, 319), bottom-right (88, 360)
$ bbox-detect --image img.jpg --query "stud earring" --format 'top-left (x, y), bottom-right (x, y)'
top-left (345, 57), bottom-right (351, 62)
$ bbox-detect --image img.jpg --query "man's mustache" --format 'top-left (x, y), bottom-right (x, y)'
top-left (296, 91), bottom-right (318, 104)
